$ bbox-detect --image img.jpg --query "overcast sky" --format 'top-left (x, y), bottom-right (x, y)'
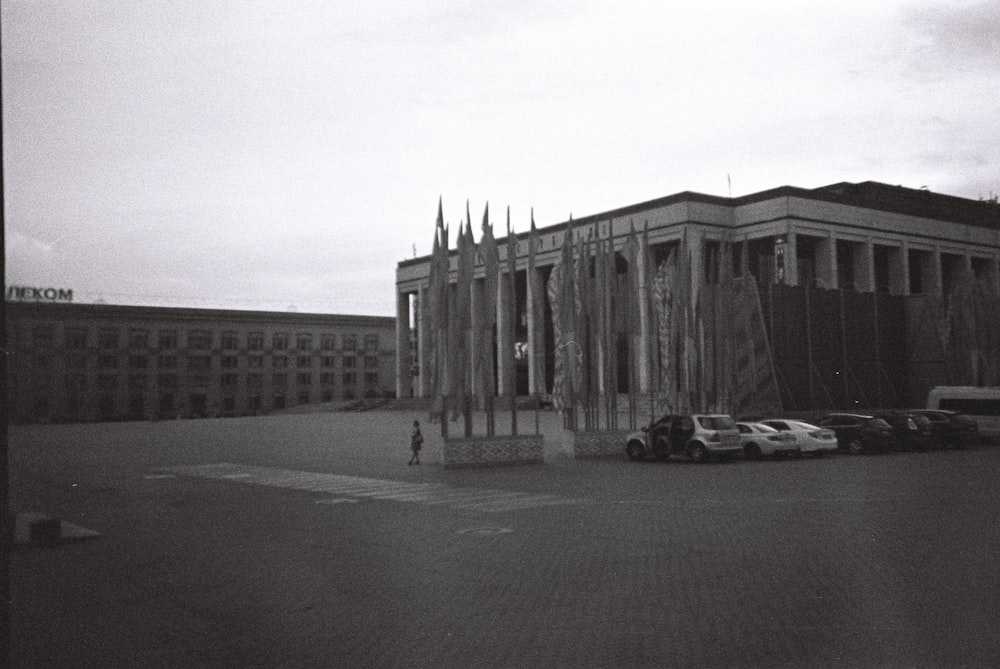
top-left (4, 0), bottom-right (999, 316)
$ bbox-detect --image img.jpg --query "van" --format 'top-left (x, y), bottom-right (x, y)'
top-left (926, 386), bottom-right (1000, 441)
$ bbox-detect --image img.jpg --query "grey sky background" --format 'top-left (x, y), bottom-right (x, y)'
top-left (4, 0), bottom-right (999, 316)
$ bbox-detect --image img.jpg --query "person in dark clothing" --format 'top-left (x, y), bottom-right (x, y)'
top-left (408, 420), bottom-right (423, 465)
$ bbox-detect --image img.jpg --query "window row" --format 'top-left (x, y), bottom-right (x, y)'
top-left (58, 372), bottom-right (379, 391)
top-left (38, 353), bottom-right (379, 370)
top-left (31, 326), bottom-right (381, 353)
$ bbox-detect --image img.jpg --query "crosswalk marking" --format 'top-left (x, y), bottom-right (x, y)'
top-left (161, 463), bottom-right (587, 513)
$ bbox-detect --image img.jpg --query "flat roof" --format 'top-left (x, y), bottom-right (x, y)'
top-left (398, 180), bottom-right (1000, 269)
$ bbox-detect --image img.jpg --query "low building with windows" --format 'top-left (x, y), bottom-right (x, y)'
top-left (6, 302), bottom-right (396, 423)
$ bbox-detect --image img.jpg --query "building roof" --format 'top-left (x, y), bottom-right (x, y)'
top-left (398, 180), bottom-right (1000, 268)
top-left (5, 301), bottom-right (395, 327)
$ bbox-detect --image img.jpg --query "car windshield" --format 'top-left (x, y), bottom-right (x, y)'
top-left (698, 415), bottom-right (736, 430)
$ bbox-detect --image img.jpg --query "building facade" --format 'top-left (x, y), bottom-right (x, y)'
top-left (395, 181), bottom-right (1000, 407)
top-left (6, 302), bottom-right (396, 423)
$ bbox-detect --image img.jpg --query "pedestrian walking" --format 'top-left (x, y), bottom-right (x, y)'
top-left (408, 420), bottom-right (423, 465)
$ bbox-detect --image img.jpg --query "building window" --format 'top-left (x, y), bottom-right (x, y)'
top-left (320, 334), bottom-right (336, 351)
top-left (297, 333), bottom-right (312, 351)
top-left (158, 374), bottom-right (177, 390)
top-left (221, 373), bottom-right (238, 388)
top-left (248, 331), bottom-right (264, 350)
top-left (65, 327), bottom-right (88, 349)
top-left (321, 389), bottom-right (333, 402)
top-left (321, 355), bottom-right (336, 368)
top-left (158, 330), bottom-right (177, 349)
top-left (221, 355), bottom-right (239, 369)
top-left (364, 355), bottom-right (378, 369)
top-left (188, 356), bottom-right (211, 371)
top-left (222, 396), bottom-right (235, 412)
top-left (298, 391), bottom-right (310, 405)
top-left (66, 353), bottom-right (87, 369)
top-left (296, 372), bottom-right (311, 385)
top-left (273, 355), bottom-right (288, 369)
top-left (343, 335), bottom-right (357, 352)
top-left (97, 374), bottom-right (118, 390)
top-left (129, 374), bottom-right (147, 388)
top-left (129, 355), bottom-right (148, 369)
top-left (32, 325), bottom-right (55, 348)
top-left (297, 355), bottom-right (311, 368)
top-left (365, 372), bottom-right (378, 385)
top-left (99, 355), bottom-right (118, 369)
top-left (158, 394), bottom-right (175, 415)
top-left (272, 332), bottom-right (289, 350)
top-left (189, 375), bottom-right (209, 388)
top-left (364, 334), bottom-right (379, 353)
top-left (320, 372), bottom-right (335, 385)
top-left (221, 331), bottom-right (239, 350)
top-left (247, 373), bottom-right (263, 389)
top-left (99, 329), bottom-right (120, 349)
top-left (343, 372), bottom-right (356, 386)
top-left (273, 396), bottom-right (286, 410)
top-left (158, 354), bottom-right (177, 369)
top-left (343, 356), bottom-right (356, 369)
top-left (248, 356), bottom-right (263, 368)
top-left (129, 329), bottom-right (149, 349)
top-left (188, 330), bottom-right (212, 350)
top-left (273, 373), bottom-right (288, 387)
top-left (248, 396), bottom-right (262, 412)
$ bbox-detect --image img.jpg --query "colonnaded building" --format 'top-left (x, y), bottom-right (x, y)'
top-left (395, 181), bottom-right (1000, 414)
top-left (6, 301), bottom-right (396, 423)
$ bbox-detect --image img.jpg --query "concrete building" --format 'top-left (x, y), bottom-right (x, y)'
top-left (6, 302), bottom-right (396, 423)
top-left (395, 181), bottom-right (1000, 403)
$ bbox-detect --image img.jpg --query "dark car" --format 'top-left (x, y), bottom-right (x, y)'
top-left (815, 413), bottom-right (896, 454)
top-left (872, 410), bottom-right (938, 451)
top-left (910, 409), bottom-right (980, 449)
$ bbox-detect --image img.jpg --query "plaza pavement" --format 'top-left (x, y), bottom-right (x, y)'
top-left (9, 410), bottom-right (1000, 668)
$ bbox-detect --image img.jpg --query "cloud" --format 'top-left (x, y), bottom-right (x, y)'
top-left (902, 1), bottom-right (1000, 76)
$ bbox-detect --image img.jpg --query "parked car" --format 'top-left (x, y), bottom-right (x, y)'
top-left (927, 386), bottom-right (1000, 442)
top-left (626, 414), bottom-right (742, 463)
top-left (871, 410), bottom-right (938, 451)
top-left (815, 413), bottom-right (896, 454)
top-left (735, 422), bottom-right (799, 460)
top-left (910, 409), bottom-right (981, 449)
top-left (759, 419), bottom-right (839, 457)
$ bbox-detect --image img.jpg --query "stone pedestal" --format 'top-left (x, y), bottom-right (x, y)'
top-left (569, 430), bottom-right (633, 458)
top-left (443, 434), bottom-right (544, 469)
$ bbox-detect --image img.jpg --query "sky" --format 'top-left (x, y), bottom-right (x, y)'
top-left (4, 0), bottom-right (999, 317)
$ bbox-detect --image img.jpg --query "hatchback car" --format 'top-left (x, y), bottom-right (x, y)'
top-left (871, 410), bottom-right (938, 451)
top-left (910, 409), bottom-right (980, 449)
top-left (626, 413), bottom-right (742, 463)
top-left (815, 413), bottom-right (896, 454)
top-left (759, 419), bottom-right (839, 457)
top-left (735, 422), bottom-right (799, 460)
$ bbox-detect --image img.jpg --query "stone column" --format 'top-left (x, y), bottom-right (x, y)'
top-left (815, 231), bottom-right (838, 290)
top-left (417, 282), bottom-right (428, 397)
top-left (888, 241), bottom-right (909, 296)
top-left (929, 246), bottom-right (943, 297)
top-left (470, 277), bottom-right (484, 404)
top-left (854, 237), bottom-right (875, 292)
top-left (783, 229), bottom-right (799, 286)
top-left (497, 272), bottom-right (513, 396)
top-left (395, 290), bottom-right (412, 398)
top-left (526, 265), bottom-right (543, 395)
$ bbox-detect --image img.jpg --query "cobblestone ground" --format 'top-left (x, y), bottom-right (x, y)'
top-left (10, 412), bottom-right (1000, 668)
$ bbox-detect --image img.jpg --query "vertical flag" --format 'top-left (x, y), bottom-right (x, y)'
top-left (479, 204), bottom-right (499, 435)
top-left (506, 208), bottom-right (519, 434)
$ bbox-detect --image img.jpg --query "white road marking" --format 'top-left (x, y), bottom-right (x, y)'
top-left (161, 463), bottom-right (586, 513)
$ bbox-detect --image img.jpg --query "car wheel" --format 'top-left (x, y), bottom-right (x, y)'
top-left (744, 443), bottom-right (762, 461)
top-left (688, 443), bottom-right (708, 463)
top-left (626, 441), bottom-right (645, 462)
top-left (847, 439), bottom-right (864, 455)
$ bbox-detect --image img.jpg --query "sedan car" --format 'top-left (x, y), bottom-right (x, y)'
top-left (735, 422), bottom-right (799, 460)
top-left (815, 413), bottom-right (896, 454)
top-left (759, 419), bottom-right (839, 457)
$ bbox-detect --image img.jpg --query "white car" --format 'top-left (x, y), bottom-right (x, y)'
top-left (735, 422), bottom-right (799, 460)
top-left (759, 419), bottom-right (839, 457)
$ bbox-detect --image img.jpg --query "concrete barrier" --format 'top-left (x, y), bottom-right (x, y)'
top-left (568, 430), bottom-right (632, 459)
top-left (443, 434), bottom-right (544, 469)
